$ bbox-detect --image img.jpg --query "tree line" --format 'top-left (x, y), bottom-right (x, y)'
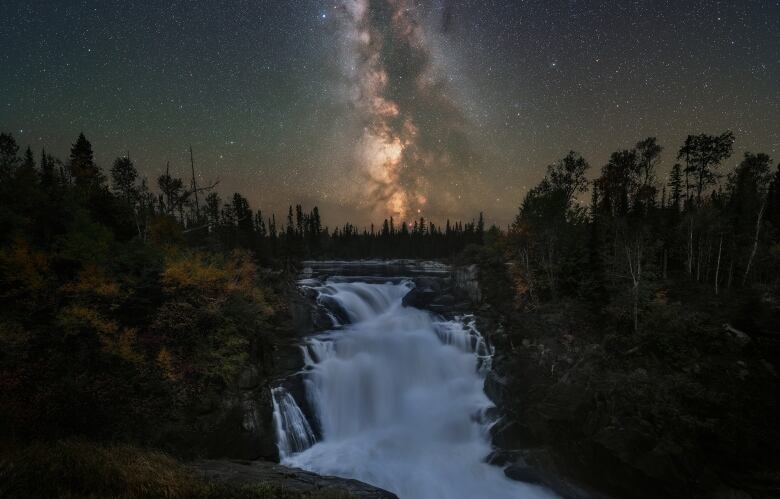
top-left (0, 131), bottom-right (485, 262)
top-left (509, 131), bottom-right (780, 333)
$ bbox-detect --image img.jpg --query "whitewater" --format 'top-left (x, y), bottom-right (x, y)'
top-left (273, 279), bottom-right (557, 499)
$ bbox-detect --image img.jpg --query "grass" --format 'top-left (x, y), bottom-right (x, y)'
top-left (0, 439), bottom-right (353, 499)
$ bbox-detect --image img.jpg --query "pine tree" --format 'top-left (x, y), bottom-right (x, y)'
top-left (157, 163), bottom-right (188, 218)
top-left (0, 132), bottom-right (20, 178)
top-left (111, 156), bottom-right (138, 204)
top-left (13, 147), bottom-right (40, 199)
top-left (476, 212), bottom-right (485, 244)
top-left (40, 148), bottom-right (55, 187)
top-left (767, 161), bottom-right (780, 229)
top-left (69, 133), bottom-right (103, 188)
top-left (286, 206), bottom-right (294, 237)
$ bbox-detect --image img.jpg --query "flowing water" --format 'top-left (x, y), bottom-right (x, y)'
top-left (273, 277), bottom-right (557, 499)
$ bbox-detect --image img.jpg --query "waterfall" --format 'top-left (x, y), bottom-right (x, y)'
top-left (273, 278), bottom-right (557, 499)
top-left (271, 387), bottom-right (316, 460)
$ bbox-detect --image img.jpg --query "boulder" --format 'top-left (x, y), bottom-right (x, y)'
top-left (401, 287), bottom-right (437, 309)
top-left (317, 295), bottom-right (351, 325)
top-left (454, 264), bottom-right (482, 303)
top-left (431, 294), bottom-right (456, 306)
top-left (414, 276), bottom-right (448, 292)
top-left (504, 463), bottom-right (544, 485)
top-left (189, 459), bottom-right (398, 498)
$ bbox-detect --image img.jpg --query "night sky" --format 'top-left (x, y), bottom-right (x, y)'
top-left (1, 1), bottom-right (778, 226)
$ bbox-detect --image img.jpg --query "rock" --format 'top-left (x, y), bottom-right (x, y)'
top-left (489, 418), bottom-right (537, 449)
top-left (194, 398), bottom-right (278, 461)
top-left (454, 264), bottom-right (482, 303)
top-left (486, 449), bottom-right (521, 466)
top-left (724, 323), bottom-right (751, 344)
top-left (238, 366), bottom-right (261, 390)
top-left (318, 295), bottom-right (351, 324)
top-left (504, 463), bottom-right (544, 485)
top-left (431, 294), bottom-right (456, 306)
top-left (189, 459), bottom-right (398, 498)
top-left (401, 287), bottom-right (437, 309)
top-left (502, 450), bottom-right (597, 499)
top-left (414, 276), bottom-right (448, 292)
top-left (483, 370), bottom-right (509, 402)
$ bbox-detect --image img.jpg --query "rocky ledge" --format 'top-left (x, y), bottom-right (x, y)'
top-left (189, 459), bottom-right (398, 499)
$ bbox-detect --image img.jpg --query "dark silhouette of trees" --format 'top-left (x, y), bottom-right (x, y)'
top-left (157, 163), bottom-right (189, 220)
top-left (69, 132), bottom-right (103, 189)
top-left (678, 131), bottom-right (735, 205)
top-left (510, 132), bottom-right (777, 334)
top-left (111, 156), bottom-right (138, 204)
top-left (0, 132), bottom-right (21, 177)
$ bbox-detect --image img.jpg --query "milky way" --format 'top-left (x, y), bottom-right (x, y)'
top-left (338, 0), bottom-right (472, 222)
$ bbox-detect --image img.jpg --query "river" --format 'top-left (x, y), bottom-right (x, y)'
top-left (272, 267), bottom-right (557, 499)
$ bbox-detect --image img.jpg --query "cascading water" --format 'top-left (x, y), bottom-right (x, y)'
top-left (274, 277), bottom-right (557, 499)
top-left (271, 387), bottom-right (316, 459)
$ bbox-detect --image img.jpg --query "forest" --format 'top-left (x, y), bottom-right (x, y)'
top-left (1, 129), bottom-right (779, 497)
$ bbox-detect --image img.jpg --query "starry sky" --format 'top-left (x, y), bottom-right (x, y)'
top-left (1, 1), bottom-right (778, 226)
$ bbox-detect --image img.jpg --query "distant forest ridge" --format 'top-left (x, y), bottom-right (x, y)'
top-left (1, 130), bottom-right (778, 264)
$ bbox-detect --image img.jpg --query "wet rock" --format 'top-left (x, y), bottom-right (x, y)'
top-left (189, 459), bottom-right (398, 498)
top-left (432, 294), bottom-right (456, 306)
top-left (401, 287), bottom-right (437, 309)
top-left (318, 295), bottom-right (350, 325)
top-left (195, 396), bottom-right (278, 461)
top-left (504, 463), bottom-right (544, 485)
top-left (414, 276), bottom-right (448, 292)
top-left (489, 419), bottom-right (537, 449)
top-left (454, 264), bottom-right (482, 303)
top-left (483, 370), bottom-right (509, 403)
top-left (486, 449), bottom-right (521, 467)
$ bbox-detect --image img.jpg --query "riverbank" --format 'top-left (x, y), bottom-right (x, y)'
top-left (0, 439), bottom-right (395, 498)
top-left (464, 249), bottom-right (780, 498)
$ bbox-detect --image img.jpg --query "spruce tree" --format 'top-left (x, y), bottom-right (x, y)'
top-left (69, 133), bottom-right (103, 188)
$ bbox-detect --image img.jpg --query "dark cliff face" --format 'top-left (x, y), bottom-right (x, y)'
top-left (181, 274), bottom-right (310, 463)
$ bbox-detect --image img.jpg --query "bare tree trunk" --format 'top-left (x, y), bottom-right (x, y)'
top-left (662, 248), bottom-right (668, 280)
top-left (743, 201), bottom-right (766, 286)
top-left (546, 239), bottom-right (556, 298)
top-left (696, 236), bottom-right (702, 282)
top-left (625, 239), bottom-right (642, 334)
top-left (189, 146), bottom-right (200, 221)
top-left (727, 250), bottom-right (734, 290)
top-left (134, 209), bottom-right (143, 239)
top-left (714, 233), bottom-right (722, 295)
top-left (521, 247), bottom-right (535, 305)
top-left (687, 219), bottom-right (694, 277)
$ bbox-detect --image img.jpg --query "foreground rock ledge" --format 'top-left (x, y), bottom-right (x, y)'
top-left (189, 459), bottom-right (398, 499)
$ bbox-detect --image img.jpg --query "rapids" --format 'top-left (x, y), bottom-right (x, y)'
top-left (273, 278), bottom-right (556, 499)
